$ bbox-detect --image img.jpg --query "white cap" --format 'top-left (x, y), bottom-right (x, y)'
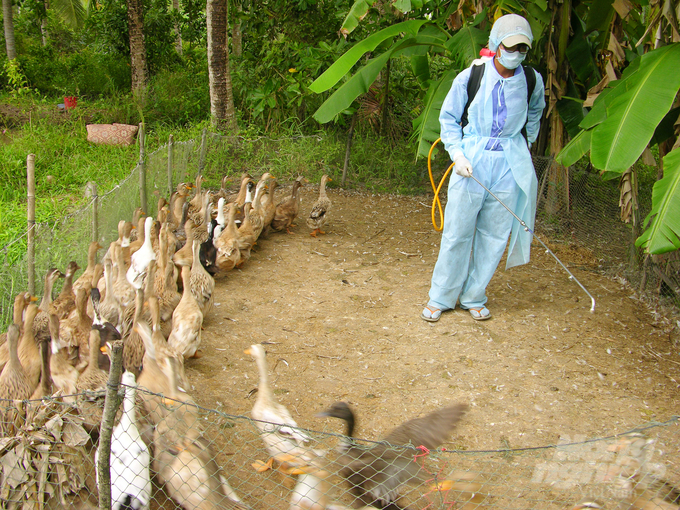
top-left (489, 14), bottom-right (533, 52)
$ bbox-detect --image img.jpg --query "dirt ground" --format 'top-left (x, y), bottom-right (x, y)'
top-left (183, 182), bottom-right (679, 458)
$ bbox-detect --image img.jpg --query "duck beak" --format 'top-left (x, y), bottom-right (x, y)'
top-left (243, 348), bottom-right (252, 355)
top-left (30, 295), bottom-right (39, 302)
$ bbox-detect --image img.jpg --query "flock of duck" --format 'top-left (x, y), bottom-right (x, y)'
top-left (0, 171), bottom-right (477, 510)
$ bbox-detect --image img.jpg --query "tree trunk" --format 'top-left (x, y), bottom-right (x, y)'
top-left (128, 0), bottom-right (148, 99)
top-left (173, 0), bottom-right (182, 55)
top-left (380, 58), bottom-right (390, 138)
top-left (41, 0), bottom-right (49, 47)
top-left (545, 0), bottom-right (571, 216)
top-left (3, 0), bottom-right (17, 60)
top-left (207, 0), bottom-right (237, 131)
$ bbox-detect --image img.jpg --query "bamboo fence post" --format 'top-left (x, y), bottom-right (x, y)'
top-left (138, 122), bottom-right (147, 213)
top-left (168, 134), bottom-right (174, 197)
top-left (97, 340), bottom-right (124, 510)
top-left (198, 127), bottom-right (208, 176)
top-left (27, 154), bottom-right (36, 295)
top-left (86, 182), bottom-right (98, 243)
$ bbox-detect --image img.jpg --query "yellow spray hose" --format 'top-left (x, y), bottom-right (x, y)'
top-left (427, 138), bottom-right (455, 232)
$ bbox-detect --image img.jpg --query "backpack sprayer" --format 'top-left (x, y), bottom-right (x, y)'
top-left (427, 138), bottom-right (596, 313)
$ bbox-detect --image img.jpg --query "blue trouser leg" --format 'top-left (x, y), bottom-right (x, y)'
top-left (458, 186), bottom-right (518, 308)
top-left (428, 186), bottom-right (484, 310)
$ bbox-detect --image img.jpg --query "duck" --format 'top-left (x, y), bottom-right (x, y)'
top-left (213, 203), bottom-right (242, 274)
top-left (49, 261), bottom-right (80, 320)
top-left (127, 216), bottom-right (156, 290)
top-left (0, 324), bottom-right (32, 436)
top-left (29, 336), bottom-right (53, 401)
top-left (167, 265), bottom-right (203, 359)
top-left (73, 241), bottom-right (102, 294)
top-left (226, 172), bottom-right (253, 206)
top-left (122, 286), bottom-right (146, 377)
top-left (306, 174), bottom-right (332, 237)
top-left (271, 176), bottom-right (308, 233)
top-left (98, 259), bottom-right (124, 331)
top-left (244, 343), bottom-right (312, 472)
top-left (316, 401), bottom-right (468, 510)
top-left (199, 219), bottom-right (219, 276)
top-left (128, 213), bottom-right (147, 256)
top-left (0, 292), bottom-right (34, 372)
top-left (134, 299), bottom-right (190, 426)
top-left (260, 175), bottom-right (278, 233)
top-left (33, 268), bottom-right (65, 343)
top-left (75, 329), bottom-right (109, 430)
top-left (152, 357), bottom-right (249, 510)
top-left (187, 174), bottom-right (206, 216)
top-left (250, 178), bottom-right (269, 239)
top-left (111, 243), bottom-right (136, 309)
top-left (190, 239), bottom-right (215, 317)
top-left (172, 219), bottom-right (195, 268)
top-left (96, 371), bottom-right (151, 510)
top-left (190, 191), bottom-right (212, 243)
top-left (47, 313), bottom-right (79, 399)
top-left (18, 302), bottom-right (41, 391)
top-left (90, 287), bottom-right (122, 371)
top-left (59, 287), bottom-right (92, 369)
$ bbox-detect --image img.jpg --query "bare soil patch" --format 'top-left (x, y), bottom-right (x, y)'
top-left (185, 184), bottom-right (679, 453)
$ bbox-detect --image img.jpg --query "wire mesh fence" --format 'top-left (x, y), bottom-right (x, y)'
top-left (532, 156), bottom-right (675, 301)
top-left (0, 386), bottom-right (678, 510)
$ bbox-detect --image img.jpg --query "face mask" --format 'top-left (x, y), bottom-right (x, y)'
top-left (498, 48), bottom-right (526, 70)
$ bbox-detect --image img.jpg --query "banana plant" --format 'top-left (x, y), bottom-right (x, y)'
top-left (557, 43), bottom-right (680, 253)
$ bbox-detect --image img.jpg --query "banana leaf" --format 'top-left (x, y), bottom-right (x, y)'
top-left (445, 25), bottom-right (489, 67)
top-left (585, 0), bottom-right (614, 34)
top-left (310, 20), bottom-right (428, 94)
top-left (411, 67), bottom-right (459, 159)
top-left (311, 34), bottom-right (444, 124)
top-left (590, 43), bottom-right (680, 172)
top-left (557, 77), bottom-right (586, 138)
top-left (556, 128), bottom-right (592, 167)
top-left (340, 0), bottom-right (374, 38)
top-left (636, 148), bottom-right (680, 254)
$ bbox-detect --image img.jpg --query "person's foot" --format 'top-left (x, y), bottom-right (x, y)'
top-left (421, 305), bottom-right (444, 322)
top-left (466, 306), bottom-right (491, 321)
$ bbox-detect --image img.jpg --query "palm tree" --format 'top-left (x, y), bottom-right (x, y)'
top-left (207, 0), bottom-right (237, 130)
top-left (3, 0), bottom-right (17, 60)
top-left (128, 0), bottom-right (148, 98)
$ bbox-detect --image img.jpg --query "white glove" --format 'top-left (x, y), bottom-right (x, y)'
top-left (453, 151), bottom-right (473, 178)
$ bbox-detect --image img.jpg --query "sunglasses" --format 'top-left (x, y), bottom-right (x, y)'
top-left (501, 43), bottom-right (529, 54)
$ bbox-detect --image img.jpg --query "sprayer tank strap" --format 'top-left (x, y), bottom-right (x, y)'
top-left (460, 63), bottom-right (536, 140)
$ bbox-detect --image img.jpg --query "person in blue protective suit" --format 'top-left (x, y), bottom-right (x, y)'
top-left (421, 13), bottom-right (546, 322)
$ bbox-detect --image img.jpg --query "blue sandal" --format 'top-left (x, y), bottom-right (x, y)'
top-left (421, 305), bottom-right (442, 322)
top-left (467, 306), bottom-right (491, 321)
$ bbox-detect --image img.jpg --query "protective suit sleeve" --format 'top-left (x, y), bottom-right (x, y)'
top-left (525, 69), bottom-right (546, 145)
top-left (439, 67), bottom-right (472, 160)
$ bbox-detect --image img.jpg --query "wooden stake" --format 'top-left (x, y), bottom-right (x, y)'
top-left (27, 154), bottom-right (35, 295)
top-left (97, 340), bottom-right (124, 510)
top-left (168, 134), bottom-right (174, 197)
top-left (138, 122), bottom-right (147, 213)
top-left (198, 127), bottom-right (208, 176)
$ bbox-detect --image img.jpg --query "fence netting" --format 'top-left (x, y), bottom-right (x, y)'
top-left (0, 390), bottom-right (678, 510)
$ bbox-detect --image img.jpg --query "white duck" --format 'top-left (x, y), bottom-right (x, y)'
top-left (244, 343), bottom-right (312, 472)
top-left (126, 216), bottom-right (156, 290)
top-left (96, 371), bottom-right (152, 510)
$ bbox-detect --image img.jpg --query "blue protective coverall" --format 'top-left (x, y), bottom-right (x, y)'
top-left (428, 57), bottom-right (546, 311)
